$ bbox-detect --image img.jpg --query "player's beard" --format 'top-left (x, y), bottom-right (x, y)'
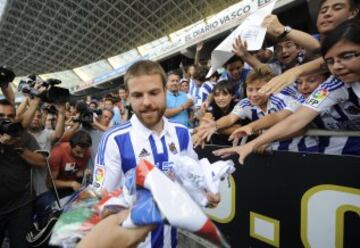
top-left (135, 103), bottom-right (166, 130)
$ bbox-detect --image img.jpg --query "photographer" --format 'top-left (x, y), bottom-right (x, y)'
top-left (43, 105), bottom-right (59, 130)
top-left (28, 104), bottom-right (65, 196)
top-left (0, 66), bottom-right (15, 105)
top-left (49, 130), bottom-right (91, 198)
top-left (16, 76), bottom-right (70, 129)
top-left (0, 99), bottom-right (46, 248)
top-left (61, 101), bottom-right (109, 171)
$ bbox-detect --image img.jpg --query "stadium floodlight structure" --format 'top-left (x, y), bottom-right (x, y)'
top-left (0, 0), bottom-right (238, 77)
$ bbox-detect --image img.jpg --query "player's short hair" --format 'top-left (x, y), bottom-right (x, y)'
top-left (124, 60), bottom-right (167, 89)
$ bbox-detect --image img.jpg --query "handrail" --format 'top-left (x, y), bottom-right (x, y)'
top-left (304, 129), bottom-right (360, 137)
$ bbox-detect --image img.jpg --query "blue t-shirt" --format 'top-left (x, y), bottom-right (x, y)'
top-left (166, 91), bottom-right (190, 126)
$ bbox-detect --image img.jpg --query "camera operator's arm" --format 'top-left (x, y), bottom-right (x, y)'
top-left (1, 133), bottom-right (46, 167)
top-left (92, 116), bottom-right (108, 132)
top-left (18, 97), bottom-right (41, 128)
top-left (18, 147), bottom-right (46, 167)
top-left (1, 84), bottom-right (15, 106)
top-left (15, 95), bottom-right (30, 121)
top-left (60, 120), bottom-right (80, 142)
top-left (50, 104), bottom-right (66, 142)
top-left (19, 82), bottom-right (48, 128)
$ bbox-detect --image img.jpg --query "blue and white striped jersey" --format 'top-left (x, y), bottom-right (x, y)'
top-left (280, 84), bottom-right (302, 100)
top-left (199, 81), bottom-right (216, 103)
top-left (93, 115), bottom-right (198, 248)
top-left (304, 76), bottom-right (360, 113)
top-left (303, 76), bottom-right (360, 155)
top-left (189, 79), bottom-right (202, 107)
top-left (231, 94), bottom-right (318, 152)
top-left (231, 93), bottom-right (292, 120)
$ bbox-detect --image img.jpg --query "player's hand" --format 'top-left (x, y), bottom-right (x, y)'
top-left (205, 191), bottom-right (220, 208)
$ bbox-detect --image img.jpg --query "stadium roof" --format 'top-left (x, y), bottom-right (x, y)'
top-left (0, 0), bottom-right (239, 76)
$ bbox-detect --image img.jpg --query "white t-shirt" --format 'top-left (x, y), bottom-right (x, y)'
top-left (30, 129), bottom-right (55, 195)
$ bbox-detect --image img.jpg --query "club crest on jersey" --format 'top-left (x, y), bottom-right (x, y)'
top-left (169, 142), bottom-right (177, 154)
top-left (94, 166), bottom-right (105, 188)
top-left (138, 148), bottom-right (150, 158)
top-left (307, 88), bottom-right (329, 107)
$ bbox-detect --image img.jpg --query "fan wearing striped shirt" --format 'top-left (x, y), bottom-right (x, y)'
top-left (194, 67), bottom-right (296, 148)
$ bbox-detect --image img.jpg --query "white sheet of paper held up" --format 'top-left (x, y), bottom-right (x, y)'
top-left (207, 0), bottom-right (277, 78)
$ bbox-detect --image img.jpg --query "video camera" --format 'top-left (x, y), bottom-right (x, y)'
top-left (41, 104), bottom-right (58, 115)
top-left (18, 76), bottom-right (70, 104)
top-left (0, 119), bottom-right (22, 137)
top-left (74, 101), bottom-right (102, 127)
top-left (0, 66), bottom-right (15, 88)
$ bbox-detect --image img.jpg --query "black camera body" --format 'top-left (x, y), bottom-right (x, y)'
top-left (0, 66), bottom-right (15, 88)
top-left (0, 119), bottom-right (22, 137)
top-left (75, 108), bottom-right (103, 126)
top-left (18, 77), bottom-right (70, 104)
top-left (74, 101), bottom-right (103, 128)
top-left (41, 104), bottom-right (58, 115)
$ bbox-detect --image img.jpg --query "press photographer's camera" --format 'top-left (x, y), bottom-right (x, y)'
top-left (74, 101), bottom-right (102, 127)
top-left (0, 66), bottom-right (15, 88)
top-left (0, 119), bottom-right (22, 137)
top-left (18, 76), bottom-right (70, 104)
top-left (41, 104), bottom-right (58, 115)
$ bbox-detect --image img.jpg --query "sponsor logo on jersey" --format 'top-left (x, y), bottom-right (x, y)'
top-left (306, 88), bottom-right (329, 107)
top-left (138, 148), bottom-right (150, 158)
top-left (94, 166), bottom-right (105, 188)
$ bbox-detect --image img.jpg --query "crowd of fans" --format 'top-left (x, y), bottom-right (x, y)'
top-left (0, 0), bottom-right (359, 247)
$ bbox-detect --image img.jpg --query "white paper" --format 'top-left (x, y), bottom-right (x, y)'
top-left (207, 0), bottom-right (277, 78)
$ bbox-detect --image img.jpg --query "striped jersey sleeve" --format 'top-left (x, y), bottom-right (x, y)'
top-left (231, 98), bottom-right (252, 119)
top-left (199, 81), bottom-right (214, 102)
top-left (93, 122), bottom-right (131, 191)
top-left (303, 76), bottom-right (347, 112)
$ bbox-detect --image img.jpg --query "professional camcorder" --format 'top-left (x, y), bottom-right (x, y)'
top-left (74, 101), bottom-right (102, 127)
top-left (41, 103), bottom-right (58, 115)
top-left (0, 119), bottom-right (22, 137)
top-left (0, 66), bottom-right (15, 87)
top-left (18, 76), bottom-right (70, 104)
